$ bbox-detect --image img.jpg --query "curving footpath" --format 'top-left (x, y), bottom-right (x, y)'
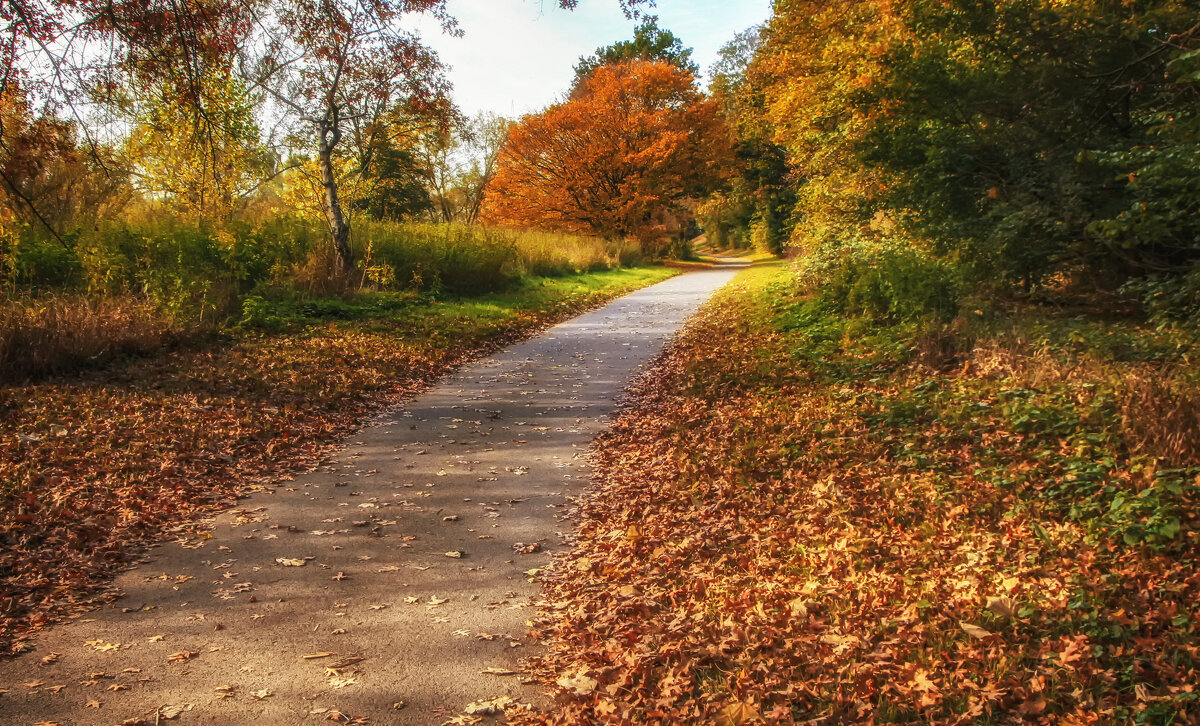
top-left (0, 260), bottom-right (745, 725)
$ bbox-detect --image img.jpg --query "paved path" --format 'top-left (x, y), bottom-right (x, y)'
top-left (0, 263), bottom-right (743, 725)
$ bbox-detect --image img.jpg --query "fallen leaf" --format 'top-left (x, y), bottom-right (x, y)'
top-left (716, 701), bottom-right (762, 726)
top-left (84, 640), bottom-right (123, 652)
top-left (158, 704), bottom-right (193, 720)
top-left (556, 671), bottom-right (598, 696)
top-left (985, 595), bottom-right (1017, 618)
top-left (464, 695), bottom-right (515, 715)
top-left (960, 621), bottom-right (993, 639)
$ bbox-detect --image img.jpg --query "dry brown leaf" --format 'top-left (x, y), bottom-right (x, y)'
top-left (716, 701), bottom-right (762, 726)
top-left (960, 621), bottom-right (993, 639)
top-left (464, 695), bottom-right (515, 715)
top-left (158, 704), bottom-right (193, 720)
top-left (985, 595), bottom-right (1017, 618)
top-left (555, 671), bottom-right (598, 696)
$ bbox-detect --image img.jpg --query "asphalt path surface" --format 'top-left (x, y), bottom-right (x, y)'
top-left (0, 261), bottom-right (744, 725)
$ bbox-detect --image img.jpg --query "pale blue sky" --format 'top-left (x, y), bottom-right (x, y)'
top-left (412, 0), bottom-right (773, 118)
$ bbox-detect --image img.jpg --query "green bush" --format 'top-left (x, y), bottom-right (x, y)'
top-left (12, 234), bottom-right (85, 290)
top-left (1123, 264), bottom-right (1200, 328)
top-left (3, 214), bottom-right (643, 328)
top-left (797, 237), bottom-right (962, 323)
top-left (354, 221), bottom-right (522, 295)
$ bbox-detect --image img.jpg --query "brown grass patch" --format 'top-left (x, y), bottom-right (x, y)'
top-left (0, 296), bottom-right (176, 382)
top-left (1119, 369), bottom-right (1200, 466)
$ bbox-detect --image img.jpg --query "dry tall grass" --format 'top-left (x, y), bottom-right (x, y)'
top-left (1119, 370), bottom-right (1200, 466)
top-left (968, 334), bottom-right (1200, 466)
top-left (0, 297), bottom-right (175, 382)
top-left (509, 229), bottom-right (641, 276)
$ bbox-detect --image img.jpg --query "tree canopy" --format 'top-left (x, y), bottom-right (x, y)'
top-left (484, 60), bottom-right (729, 250)
top-left (572, 16), bottom-right (699, 89)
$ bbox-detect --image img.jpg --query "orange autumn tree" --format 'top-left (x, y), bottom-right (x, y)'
top-left (482, 60), bottom-right (729, 250)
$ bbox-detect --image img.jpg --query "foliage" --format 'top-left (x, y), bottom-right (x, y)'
top-left (0, 295), bottom-right (175, 379)
top-left (2, 215), bottom-right (644, 375)
top-left (484, 60), bottom-right (731, 252)
top-left (572, 16), bottom-right (698, 89)
top-left (700, 25), bottom-right (794, 255)
top-left (796, 237), bottom-right (962, 323)
top-left (124, 71), bottom-right (266, 221)
top-left (746, 0), bottom-right (1200, 294)
top-left (518, 265), bottom-right (1200, 724)
top-left (0, 90), bottom-right (132, 243)
top-left (248, 0), bottom-right (455, 273)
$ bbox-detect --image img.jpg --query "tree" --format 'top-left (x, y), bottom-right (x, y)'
top-left (414, 112), bottom-right (511, 224)
top-left (0, 0), bottom-right (254, 237)
top-left (752, 0), bottom-right (1200, 288)
top-left (701, 24), bottom-right (794, 254)
top-left (248, 0), bottom-right (454, 275)
top-left (125, 71), bottom-right (265, 220)
top-left (483, 60), bottom-right (730, 250)
top-left (572, 16), bottom-right (698, 90)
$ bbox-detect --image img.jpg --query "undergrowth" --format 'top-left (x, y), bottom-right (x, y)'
top-left (2, 219), bottom-right (641, 381)
top-left (521, 264), bottom-right (1200, 725)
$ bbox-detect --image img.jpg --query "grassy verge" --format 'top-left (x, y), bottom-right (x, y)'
top-left (3, 220), bottom-right (642, 381)
top-left (521, 264), bottom-right (1200, 724)
top-left (0, 265), bottom-right (676, 655)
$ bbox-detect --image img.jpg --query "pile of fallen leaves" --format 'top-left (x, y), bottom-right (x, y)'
top-left (520, 266), bottom-right (1200, 724)
top-left (0, 274), bottom-right (670, 655)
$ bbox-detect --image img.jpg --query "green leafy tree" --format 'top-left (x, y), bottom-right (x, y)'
top-left (572, 16), bottom-right (698, 90)
top-left (126, 71), bottom-right (265, 221)
top-left (701, 24), bottom-right (793, 254)
top-left (753, 0), bottom-right (1200, 290)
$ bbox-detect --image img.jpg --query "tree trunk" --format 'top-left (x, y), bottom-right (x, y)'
top-left (317, 117), bottom-right (353, 276)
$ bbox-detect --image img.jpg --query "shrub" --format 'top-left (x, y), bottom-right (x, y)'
top-left (13, 234), bottom-right (85, 290)
top-left (797, 237), bottom-right (962, 322)
top-left (1123, 264), bottom-right (1200, 328)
